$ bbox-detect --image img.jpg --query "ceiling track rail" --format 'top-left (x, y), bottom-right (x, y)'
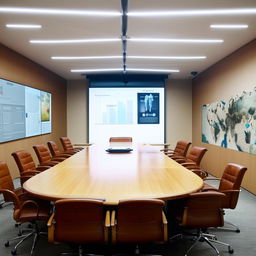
top-left (121, 0), bottom-right (128, 73)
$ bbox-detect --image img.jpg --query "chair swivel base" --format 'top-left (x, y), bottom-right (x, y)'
top-left (185, 230), bottom-right (234, 256)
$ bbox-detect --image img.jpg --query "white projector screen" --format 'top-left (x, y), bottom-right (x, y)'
top-left (89, 87), bottom-right (165, 144)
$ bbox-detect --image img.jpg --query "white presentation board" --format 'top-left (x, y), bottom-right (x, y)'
top-left (89, 87), bottom-right (165, 144)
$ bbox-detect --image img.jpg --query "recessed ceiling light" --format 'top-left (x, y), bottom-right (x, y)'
top-left (128, 38), bottom-right (223, 43)
top-left (6, 24), bottom-right (42, 28)
top-left (52, 56), bottom-right (122, 60)
top-left (30, 38), bottom-right (121, 44)
top-left (126, 68), bottom-right (180, 73)
top-left (127, 8), bottom-right (256, 17)
top-left (210, 24), bottom-right (248, 29)
top-left (71, 68), bottom-right (123, 73)
top-left (0, 7), bottom-right (121, 16)
top-left (127, 56), bottom-right (206, 60)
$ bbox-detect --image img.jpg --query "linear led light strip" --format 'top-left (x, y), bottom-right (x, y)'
top-left (30, 38), bottom-right (121, 44)
top-left (210, 24), bottom-right (248, 29)
top-left (6, 24), bottom-right (41, 28)
top-left (0, 7), bottom-right (121, 16)
top-left (71, 68), bottom-right (180, 73)
top-left (1, 7), bottom-right (256, 16)
top-left (52, 56), bottom-right (206, 60)
top-left (127, 8), bottom-right (256, 16)
top-left (31, 38), bottom-right (222, 44)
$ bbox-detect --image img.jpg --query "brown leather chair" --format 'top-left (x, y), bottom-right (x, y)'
top-left (109, 137), bottom-right (133, 142)
top-left (47, 141), bottom-right (74, 158)
top-left (12, 150), bottom-right (50, 177)
top-left (173, 146), bottom-right (207, 170)
top-left (111, 199), bottom-right (167, 254)
top-left (47, 199), bottom-right (110, 255)
top-left (177, 191), bottom-right (233, 255)
top-left (0, 161), bottom-right (30, 207)
top-left (0, 161), bottom-right (50, 255)
top-left (60, 137), bottom-right (84, 153)
top-left (202, 163), bottom-right (247, 232)
top-left (162, 141), bottom-right (191, 158)
top-left (33, 144), bottom-right (66, 166)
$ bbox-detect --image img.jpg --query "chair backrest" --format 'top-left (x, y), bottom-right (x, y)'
top-left (12, 150), bottom-right (37, 175)
top-left (186, 146), bottom-right (207, 165)
top-left (47, 141), bottom-right (61, 157)
top-left (33, 144), bottom-right (52, 164)
top-left (60, 137), bottom-right (74, 151)
top-left (0, 161), bottom-right (15, 192)
top-left (116, 199), bottom-right (165, 243)
top-left (109, 137), bottom-right (132, 142)
top-left (53, 199), bottom-right (105, 243)
top-left (173, 141), bottom-right (191, 156)
top-left (181, 191), bottom-right (225, 228)
top-left (219, 163), bottom-right (247, 209)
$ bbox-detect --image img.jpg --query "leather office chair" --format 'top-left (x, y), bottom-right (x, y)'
top-left (0, 162), bottom-right (51, 255)
top-left (47, 198), bottom-right (110, 256)
top-left (12, 150), bottom-right (50, 178)
top-left (60, 137), bottom-right (84, 153)
top-left (173, 146), bottom-right (207, 170)
top-left (162, 141), bottom-right (191, 158)
top-left (177, 191), bottom-right (233, 256)
top-left (0, 161), bottom-right (30, 207)
top-left (202, 163), bottom-right (247, 232)
top-left (109, 137), bottom-right (133, 142)
top-left (111, 199), bottom-right (167, 255)
top-left (47, 141), bottom-right (74, 158)
top-left (33, 144), bottom-right (66, 166)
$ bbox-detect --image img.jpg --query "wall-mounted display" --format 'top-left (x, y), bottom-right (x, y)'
top-left (202, 87), bottom-right (256, 154)
top-left (0, 78), bottom-right (52, 143)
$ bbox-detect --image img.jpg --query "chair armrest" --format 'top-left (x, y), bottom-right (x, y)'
top-left (0, 188), bottom-right (20, 207)
top-left (22, 170), bottom-right (41, 175)
top-left (36, 166), bottom-right (51, 172)
top-left (47, 213), bottom-right (55, 243)
top-left (173, 158), bottom-right (186, 163)
top-left (51, 157), bottom-right (66, 162)
top-left (160, 148), bottom-right (174, 152)
top-left (191, 169), bottom-right (208, 179)
top-left (181, 162), bottom-right (199, 169)
top-left (111, 210), bottom-right (116, 244)
top-left (220, 189), bottom-right (240, 194)
top-left (162, 211), bottom-right (168, 242)
top-left (104, 211), bottom-right (110, 243)
top-left (74, 143), bottom-right (92, 146)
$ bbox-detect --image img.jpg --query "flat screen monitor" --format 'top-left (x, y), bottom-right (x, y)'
top-left (0, 78), bottom-right (52, 143)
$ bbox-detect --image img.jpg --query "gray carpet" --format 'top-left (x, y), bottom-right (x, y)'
top-left (0, 178), bottom-right (255, 256)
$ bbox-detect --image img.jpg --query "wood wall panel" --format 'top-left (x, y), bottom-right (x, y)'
top-left (192, 39), bottom-right (256, 194)
top-left (0, 44), bottom-right (67, 178)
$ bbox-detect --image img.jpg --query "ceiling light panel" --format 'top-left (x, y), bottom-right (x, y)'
top-left (6, 24), bottom-right (41, 28)
top-left (0, 7), bottom-right (121, 16)
top-left (71, 68), bottom-right (123, 73)
top-left (128, 38), bottom-right (223, 43)
top-left (52, 56), bottom-right (122, 60)
top-left (30, 38), bottom-right (121, 44)
top-left (126, 68), bottom-right (180, 73)
top-left (210, 24), bottom-right (248, 29)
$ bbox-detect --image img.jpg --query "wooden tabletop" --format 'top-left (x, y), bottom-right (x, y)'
top-left (23, 143), bottom-right (203, 205)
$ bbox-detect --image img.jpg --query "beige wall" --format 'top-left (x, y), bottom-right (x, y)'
top-left (166, 79), bottom-right (192, 148)
top-left (192, 39), bottom-right (256, 194)
top-left (0, 44), bottom-right (67, 178)
top-left (67, 78), bottom-right (192, 148)
top-left (67, 80), bottom-right (88, 143)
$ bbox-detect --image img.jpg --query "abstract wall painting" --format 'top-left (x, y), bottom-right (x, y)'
top-left (202, 87), bottom-right (256, 154)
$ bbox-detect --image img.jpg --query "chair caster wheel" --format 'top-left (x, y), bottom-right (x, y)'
top-left (18, 232), bottom-right (22, 236)
top-left (236, 229), bottom-right (240, 233)
top-left (15, 224), bottom-right (19, 227)
top-left (11, 249), bottom-right (17, 255)
top-left (228, 247), bottom-right (234, 254)
top-left (5, 241), bottom-right (9, 247)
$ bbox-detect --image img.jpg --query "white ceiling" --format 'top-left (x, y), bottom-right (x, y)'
top-left (0, 0), bottom-right (256, 79)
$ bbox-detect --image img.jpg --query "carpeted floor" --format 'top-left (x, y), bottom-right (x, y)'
top-left (0, 178), bottom-right (255, 256)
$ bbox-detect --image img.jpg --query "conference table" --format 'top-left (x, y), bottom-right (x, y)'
top-left (23, 143), bottom-right (203, 205)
